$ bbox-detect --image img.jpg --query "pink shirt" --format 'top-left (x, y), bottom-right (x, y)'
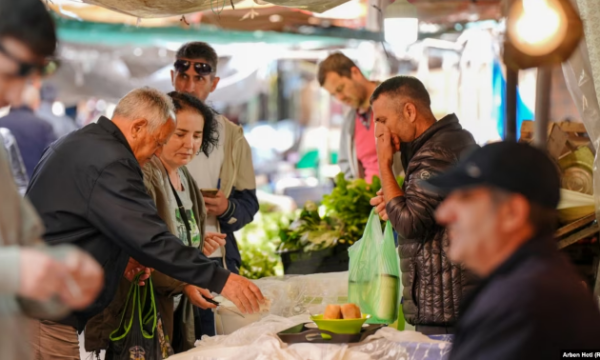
top-left (354, 113), bottom-right (379, 183)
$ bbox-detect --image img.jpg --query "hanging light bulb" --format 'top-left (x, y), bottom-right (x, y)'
top-left (504, 0), bottom-right (583, 69)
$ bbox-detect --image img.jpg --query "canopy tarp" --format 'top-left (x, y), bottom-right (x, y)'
top-left (81, 0), bottom-right (349, 17)
top-left (54, 15), bottom-right (382, 47)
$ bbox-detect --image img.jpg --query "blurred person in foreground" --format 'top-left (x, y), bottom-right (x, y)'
top-left (370, 76), bottom-right (478, 335)
top-left (0, 127), bottom-right (29, 195)
top-left (26, 87), bottom-right (265, 357)
top-left (0, 0), bottom-right (104, 358)
top-left (37, 82), bottom-right (78, 139)
top-left (318, 52), bottom-right (402, 182)
top-left (0, 84), bottom-right (56, 177)
top-left (428, 142), bottom-right (600, 359)
top-left (85, 92), bottom-right (227, 354)
top-left (171, 42), bottom-right (259, 336)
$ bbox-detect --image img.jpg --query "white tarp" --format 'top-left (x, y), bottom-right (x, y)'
top-left (168, 315), bottom-right (451, 360)
top-left (82, 0), bottom-right (351, 17)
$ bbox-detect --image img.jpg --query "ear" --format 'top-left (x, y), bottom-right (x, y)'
top-left (501, 195), bottom-right (531, 233)
top-left (350, 66), bottom-right (362, 80)
top-left (130, 118), bottom-right (149, 138)
top-left (404, 102), bottom-right (418, 123)
top-left (210, 77), bottom-right (220, 93)
top-left (170, 70), bottom-right (176, 85)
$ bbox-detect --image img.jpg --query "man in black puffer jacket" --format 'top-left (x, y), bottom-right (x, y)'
top-left (370, 76), bottom-right (479, 335)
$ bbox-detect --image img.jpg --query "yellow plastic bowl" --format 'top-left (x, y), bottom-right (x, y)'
top-left (310, 314), bottom-right (371, 338)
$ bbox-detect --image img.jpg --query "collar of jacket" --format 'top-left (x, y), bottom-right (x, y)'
top-left (400, 113), bottom-right (462, 166)
top-left (219, 116), bottom-right (246, 197)
top-left (9, 105), bottom-right (33, 114)
top-left (97, 116), bottom-right (135, 157)
top-left (458, 234), bottom-right (555, 315)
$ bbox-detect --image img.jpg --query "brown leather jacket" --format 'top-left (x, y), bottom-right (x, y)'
top-left (386, 114), bottom-right (479, 327)
top-left (85, 157), bottom-right (206, 353)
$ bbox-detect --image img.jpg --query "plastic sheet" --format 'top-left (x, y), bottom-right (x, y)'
top-left (82, 0), bottom-right (349, 18)
top-left (0, 128), bottom-right (29, 196)
top-left (168, 314), bottom-right (451, 360)
top-left (252, 272), bottom-right (350, 318)
top-left (562, 0), bottom-right (600, 221)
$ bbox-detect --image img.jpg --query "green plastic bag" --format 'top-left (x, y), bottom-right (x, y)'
top-left (348, 210), bottom-right (401, 324)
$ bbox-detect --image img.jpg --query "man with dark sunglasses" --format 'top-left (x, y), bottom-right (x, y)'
top-left (170, 42), bottom-right (259, 338)
top-left (0, 0), bottom-right (104, 358)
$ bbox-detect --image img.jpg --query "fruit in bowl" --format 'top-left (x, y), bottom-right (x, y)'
top-left (310, 303), bottom-right (370, 338)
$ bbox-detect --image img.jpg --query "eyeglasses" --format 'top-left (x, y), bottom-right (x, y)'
top-left (0, 42), bottom-right (60, 78)
top-left (173, 59), bottom-right (213, 76)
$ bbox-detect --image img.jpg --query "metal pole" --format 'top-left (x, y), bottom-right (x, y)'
top-left (534, 66), bottom-right (552, 148)
top-left (504, 0), bottom-right (518, 142)
top-left (505, 68), bottom-right (518, 142)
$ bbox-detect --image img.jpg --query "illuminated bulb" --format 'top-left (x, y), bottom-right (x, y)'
top-left (508, 0), bottom-right (568, 56)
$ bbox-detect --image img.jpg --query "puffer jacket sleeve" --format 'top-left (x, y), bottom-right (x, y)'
top-left (386, 146), bottom-right (452, 240)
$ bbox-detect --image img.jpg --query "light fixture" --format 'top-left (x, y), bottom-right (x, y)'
top-left (504, 0), bottom-right (583, 69)
top-left (384, 0), bottom-right (417, 19)
top-left (384, 0), bottom-right (419, 49)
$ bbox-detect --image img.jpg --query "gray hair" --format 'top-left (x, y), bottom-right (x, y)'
top-left (113, 87), bottom-right (175, 131)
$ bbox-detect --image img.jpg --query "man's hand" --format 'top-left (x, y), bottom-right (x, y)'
top-left (59, 250), bottom-right (104, 310)
top-left (204, 190), bottom-right (229, 217)
top-left (18, 249), bottom-right (70, 302)
top-left (220, 273), bottom-right (265, 314)
top-left (123, 258), bottom-right (152, 286)
top-left (203, 232), bottom-right (226, 256)
top-left (370, 189), bottom-right (388, 221)
top-left (183, 285), bottom-right (218, 310)
top-left (375, 123), bottom-right (400, 169)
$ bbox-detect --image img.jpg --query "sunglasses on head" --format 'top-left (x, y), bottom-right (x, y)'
top-left (0, 42), bottom-right (59, 78)
top-left (174, 59), bottom-right (213, 76)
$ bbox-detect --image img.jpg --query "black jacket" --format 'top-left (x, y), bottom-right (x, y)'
top-left (386, 114), bottom-right (478, 327)
top-left (450, 235), bottom-right (600, 360)
top-left (26, 117), bottom-right (230, 331)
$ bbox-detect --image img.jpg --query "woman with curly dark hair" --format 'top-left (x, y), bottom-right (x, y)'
top-left (85, 92), bottom-right (224, 356)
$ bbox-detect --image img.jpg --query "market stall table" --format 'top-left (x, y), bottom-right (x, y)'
top-left (169, 314), bottom-right (452, 360)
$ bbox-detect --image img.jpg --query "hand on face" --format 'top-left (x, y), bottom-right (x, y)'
top-left (375, 122), bottom-right (400, 168)
top-left (204, 190), bottom-right (229, 217)
top-left (370, 189), bottom-right (388, 221)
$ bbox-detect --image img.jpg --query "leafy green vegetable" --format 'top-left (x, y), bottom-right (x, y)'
top-left (278, 173), bottom-right (404, 253)
top-left (237, 203), bottom-right (290, 279)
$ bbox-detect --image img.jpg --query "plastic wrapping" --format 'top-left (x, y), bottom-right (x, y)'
top-left (168, 314), bottom-right (450, 360)
top-left (82, 0), bottom-right (348, 18)
top-left (562, 0), bottom-right (600, 222)
top-left (0, 128), bottom-right (29, 196)
top-left (348, 211), bottom-right (401, 324)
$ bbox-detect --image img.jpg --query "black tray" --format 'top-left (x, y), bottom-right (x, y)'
top-left (277, 323), bottom-right (385, 344)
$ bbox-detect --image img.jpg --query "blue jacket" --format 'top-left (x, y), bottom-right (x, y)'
top-left (0, 106), bottom-right (56, 177)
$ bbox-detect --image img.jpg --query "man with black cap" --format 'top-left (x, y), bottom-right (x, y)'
top-left (428, 141), bottom-right (600, 359)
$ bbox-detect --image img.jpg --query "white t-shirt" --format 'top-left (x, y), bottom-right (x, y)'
top-left (187, 116), bottom-right (225, 258)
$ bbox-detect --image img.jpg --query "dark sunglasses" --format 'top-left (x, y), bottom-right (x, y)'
top-left (174, 59), bottom-right (213, 76)
top-left (0, 42), bottom-right (59, 78)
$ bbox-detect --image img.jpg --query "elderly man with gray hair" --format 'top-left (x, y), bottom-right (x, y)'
top-left (26, 87), bottom-right (265, 358)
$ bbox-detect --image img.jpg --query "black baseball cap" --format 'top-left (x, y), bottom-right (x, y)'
top-left (425, 141), bottom-right (561, 209)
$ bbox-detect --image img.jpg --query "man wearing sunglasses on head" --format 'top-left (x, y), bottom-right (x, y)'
top-left (170, 42), bottom-right (259, 337)
top-left (0, 0), bottom-right (104, 358)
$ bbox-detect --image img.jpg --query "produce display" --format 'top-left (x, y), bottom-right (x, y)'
top-left (278, 173), bottom-right (404, 253)
top-left (236, 203), bottom-right (291, 279)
